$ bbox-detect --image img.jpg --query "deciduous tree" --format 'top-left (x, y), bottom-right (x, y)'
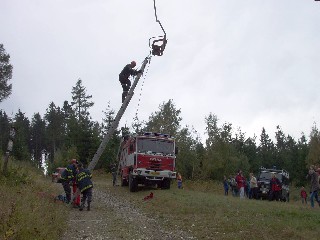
top-left (144, 99), bottom-right (182, 136)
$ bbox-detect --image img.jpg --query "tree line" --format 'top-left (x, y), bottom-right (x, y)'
top-left (1, 44), bottom-right (320, 186)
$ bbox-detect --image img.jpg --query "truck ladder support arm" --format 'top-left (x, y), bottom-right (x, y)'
top-left (88, 57), bottom-right (150, 171)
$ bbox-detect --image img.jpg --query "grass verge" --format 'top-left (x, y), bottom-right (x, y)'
top-left (103, 175), bottom-right (320, 240)
top-left (0, 160), bottom-right (68, 240)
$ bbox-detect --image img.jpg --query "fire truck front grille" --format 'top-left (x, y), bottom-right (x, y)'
top-left (148, 161), bottom-right (162, 171)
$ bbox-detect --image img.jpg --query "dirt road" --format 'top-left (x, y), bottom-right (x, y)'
top-left (60, 178), bottom-right (195, 240)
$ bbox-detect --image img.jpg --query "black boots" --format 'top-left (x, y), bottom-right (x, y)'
top-left (79, 202), bottom-right (90, 211)
top-left (79, 202), bottom-right (85, 211)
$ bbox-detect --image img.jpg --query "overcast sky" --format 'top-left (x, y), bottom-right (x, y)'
top-left (1, 0), bottom-right (320, 143)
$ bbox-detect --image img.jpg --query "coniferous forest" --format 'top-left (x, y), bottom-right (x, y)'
top-left (1, 44), bottom-right (320, 187)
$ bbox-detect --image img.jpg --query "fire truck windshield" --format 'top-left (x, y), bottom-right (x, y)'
top-left (137, 138), bottom-right (174, 155)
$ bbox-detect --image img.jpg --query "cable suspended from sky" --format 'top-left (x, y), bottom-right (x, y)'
top-left (149, 0), bottom-right (167, 56)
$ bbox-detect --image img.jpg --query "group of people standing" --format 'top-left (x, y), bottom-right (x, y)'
top-left (223, 169), bottom-right (282, 201)
top-left (224, 170), bottom-right (259, 200)
top-left (60, 159), bottom-right (94, 211)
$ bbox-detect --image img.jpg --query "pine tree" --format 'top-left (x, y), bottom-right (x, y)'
top-left (0, 110), bottom-right (10, 153)
top-left (30, 113), bottom-right (46, 168)
top-left (0, 44), bottom-right (13, 102)
top-left (257, 127), bottom-right (275, 168)
top-left (71, 78), bottom-right (94, 121)
top-left (13, 110), bottom-right (31, 161)
top-left (306, 124), bottom-right (320, 166)
top-left (44, 102), bottom-right (66, 163)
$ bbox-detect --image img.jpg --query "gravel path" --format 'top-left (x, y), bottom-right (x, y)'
top-left (60, 180), bottom-right (195, 240)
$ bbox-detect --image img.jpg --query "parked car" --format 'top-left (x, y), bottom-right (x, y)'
top-left (51, 167), bottom-right (65, 183)
top-left (257, 167), bottom-right (290, 202)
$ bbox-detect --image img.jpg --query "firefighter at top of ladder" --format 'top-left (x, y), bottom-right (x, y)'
top-left (119, 61), bottom-right (143, 103)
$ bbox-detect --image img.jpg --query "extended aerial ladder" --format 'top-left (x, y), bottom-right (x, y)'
top-left (87, 0), bottom-right (166, 171)
top-left (88, 57), bottom-right (150, 171)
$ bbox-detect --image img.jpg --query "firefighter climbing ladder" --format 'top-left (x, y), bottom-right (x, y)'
top-left (88, 57), bottom-right (151, 171)
top-left (87, 0), bottom-right (166, 171)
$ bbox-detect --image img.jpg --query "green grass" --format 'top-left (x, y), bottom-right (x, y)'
top-left (1, 165), bottom-right (320, 240)
top-left (0, 160), bottom-right (67, 240)
top-left (104, 176), bottom-right (320, 240)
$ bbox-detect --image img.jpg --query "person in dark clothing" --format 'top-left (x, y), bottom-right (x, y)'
top-left (60, 159), bottom-right (78, 204)
top-left (306, 165), bottom-right (320, 208)
top-left (119, 61), bottom-right (142, 102)
top-left (269, 173), bottom-right (281, 201)
top-left (110, 163), bottom-right (117, 186)
top-left (76, 163), bottom-right (93, 211)
top-left (223, 175), bottom-right (229, 196)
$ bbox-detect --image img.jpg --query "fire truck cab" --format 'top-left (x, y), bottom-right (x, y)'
top-left (118, 132), bottom-right (177, 192)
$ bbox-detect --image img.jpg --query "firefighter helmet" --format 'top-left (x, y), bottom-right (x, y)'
top-left (131, 61), bottom-right (136, 67)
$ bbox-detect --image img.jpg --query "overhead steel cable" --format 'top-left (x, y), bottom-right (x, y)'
top-left (153, 0), bottom-right (166, 36)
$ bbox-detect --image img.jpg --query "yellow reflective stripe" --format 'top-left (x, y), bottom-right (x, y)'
top-left (81, 185), bottom-right (93, 193)
top-left (77, 172), bottom-right (90, 181)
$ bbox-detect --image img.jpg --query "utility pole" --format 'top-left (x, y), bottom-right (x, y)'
top-left (87, 56), bottom-right (150, 171)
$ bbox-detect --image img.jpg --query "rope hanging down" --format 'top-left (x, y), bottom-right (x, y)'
top-left (134, 57), bottom-right (152, 122)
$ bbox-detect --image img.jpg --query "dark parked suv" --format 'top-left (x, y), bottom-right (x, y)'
top-left (257, 167), bottom-right (290, 202)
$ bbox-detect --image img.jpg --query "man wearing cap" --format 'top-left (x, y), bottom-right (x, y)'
top-left (60, 159), bottom-right (78, 204)
top-left (119, 61), bottom-right (142, 103)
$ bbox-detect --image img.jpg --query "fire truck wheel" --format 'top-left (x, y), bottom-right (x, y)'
top-left (161, 178), bottom-right (171, 189)
top-left (129, 174), bottom-right (138, 192)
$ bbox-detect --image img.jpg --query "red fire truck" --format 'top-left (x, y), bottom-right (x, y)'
top-left (118, 132), bottom-right (178, 192)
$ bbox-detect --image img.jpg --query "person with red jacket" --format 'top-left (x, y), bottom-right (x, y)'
top-left (235, 169), bottom-right (246, 199)
top-left (72, 171), bottom-right (81, 208)
top-left (269, 173), bottom-right (281, 201)
top-left (300, 186), bottom-right (307, 204)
